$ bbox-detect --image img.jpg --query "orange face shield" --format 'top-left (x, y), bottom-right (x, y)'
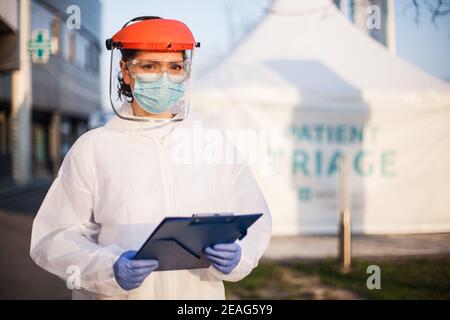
top-left (106, 16), bottom-right (200, 123)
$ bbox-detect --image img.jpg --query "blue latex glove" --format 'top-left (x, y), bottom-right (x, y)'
top-left (204, 243), bottom-right (241, 274)
top-left (113, 250), bottom-right (159, 291)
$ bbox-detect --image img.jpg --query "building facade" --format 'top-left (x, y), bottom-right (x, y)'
top-left (0, 0), bottom-right (102, 184)
top-left (333, 0), bottom-right (395, 52)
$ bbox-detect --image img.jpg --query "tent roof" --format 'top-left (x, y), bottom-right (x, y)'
top-left (192, 0), bottom-right (450, 109)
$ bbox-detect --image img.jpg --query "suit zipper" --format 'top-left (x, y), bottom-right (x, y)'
top-left (155, 137), bottom-right (176, 298)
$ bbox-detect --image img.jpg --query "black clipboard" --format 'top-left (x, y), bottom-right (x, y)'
top-left (133, 213), bottom-right (262, 271)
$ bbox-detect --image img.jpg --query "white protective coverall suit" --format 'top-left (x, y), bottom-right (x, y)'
top-left (30, 102), bottom-right (272, 299)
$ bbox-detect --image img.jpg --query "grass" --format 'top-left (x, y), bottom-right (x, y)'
top-left (293, 256), bottom-right (450, 299)
top-left (225, 255), bottom-right (450, 300)
top-left (225, 261), bottom-right (287, 299)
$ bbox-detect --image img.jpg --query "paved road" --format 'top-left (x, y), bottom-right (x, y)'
top-left (0, 185), bottom-right (71, 299)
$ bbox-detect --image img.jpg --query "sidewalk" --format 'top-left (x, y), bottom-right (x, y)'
top-left (0, 176), bottom-right (53, 214)
top-left (264, 233), bottom-right (450, 260)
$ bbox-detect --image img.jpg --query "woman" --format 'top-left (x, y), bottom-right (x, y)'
top-left (30, 17), bottom-right (271, 300)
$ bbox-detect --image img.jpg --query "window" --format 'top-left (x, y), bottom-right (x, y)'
top-left (67, 31), bottom-right (75, 63)
top-left (86, 42), bottom-right (100, 74)
top-left (75, 33), bottom-right (88, 68)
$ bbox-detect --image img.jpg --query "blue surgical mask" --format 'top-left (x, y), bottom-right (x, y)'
top-left (132, 74), bottom-right (185, 114)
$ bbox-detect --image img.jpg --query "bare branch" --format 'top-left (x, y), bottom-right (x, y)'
top-left (403, 0), bottom-right (450, 25)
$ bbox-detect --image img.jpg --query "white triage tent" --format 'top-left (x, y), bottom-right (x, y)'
top-left (190, 0), bottom-right (450, 235)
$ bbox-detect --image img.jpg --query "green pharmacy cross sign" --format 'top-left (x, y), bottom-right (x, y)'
top-left (28, 29), bottom-right (58, 64)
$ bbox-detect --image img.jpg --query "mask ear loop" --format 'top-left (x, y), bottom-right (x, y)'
top-left (108, 48), bottom-right (145, 121)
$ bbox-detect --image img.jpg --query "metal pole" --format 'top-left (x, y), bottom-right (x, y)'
top-left (11, 0), bottom-right (32, 185)
top-left (339, 207), bottom-right (352, 273)
top-left (338, 155), bottom-right (351, 272)
top-left (386, 0), bottom-right (397, 54)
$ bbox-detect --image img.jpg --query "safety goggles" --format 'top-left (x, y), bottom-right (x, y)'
top-left (126, 59), bottom-right (191, 83)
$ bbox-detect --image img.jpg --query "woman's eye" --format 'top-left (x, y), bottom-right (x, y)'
top-left (142, 63), bottom-right (158, 70)
top-left (171, 64), bottom-right (183, 71)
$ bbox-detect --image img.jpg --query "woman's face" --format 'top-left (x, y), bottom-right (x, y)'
top-left (120, 50), bottom-right (185, 118)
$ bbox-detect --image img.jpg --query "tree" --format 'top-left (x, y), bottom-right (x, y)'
top-left (394, 0), bottom-right (449, 25)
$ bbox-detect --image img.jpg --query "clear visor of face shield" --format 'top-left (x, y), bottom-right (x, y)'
top-left (108, 48), bottom-right (194, 123)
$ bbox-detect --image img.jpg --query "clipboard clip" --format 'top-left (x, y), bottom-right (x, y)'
top-left (191, 212), bottom-right (235, 224)
top-left (192, 212), bottom-right (234, 218)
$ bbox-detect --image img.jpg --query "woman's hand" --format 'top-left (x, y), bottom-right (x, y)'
top-left (113, 250), bottom-right (159, 291)
top-left (204, 243), bottom-right (241, 274)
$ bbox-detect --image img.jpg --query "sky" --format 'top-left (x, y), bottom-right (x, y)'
top-left (100, 0), bottom-right (450, 108)
top-left (394, 0), bottom-right (450, 82)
